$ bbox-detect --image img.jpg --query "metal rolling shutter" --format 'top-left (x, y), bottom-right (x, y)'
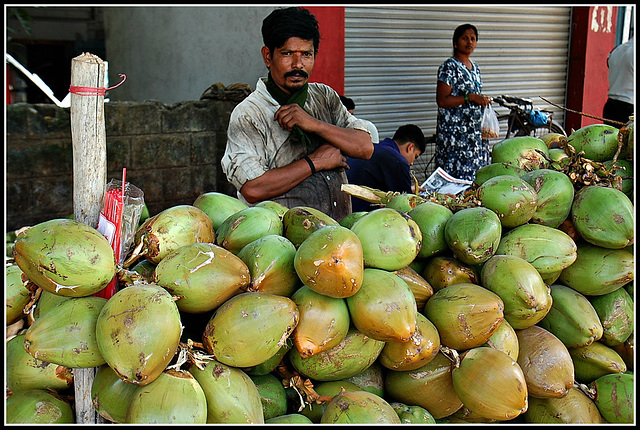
top-left (344, 6), bottom-right (572, 181)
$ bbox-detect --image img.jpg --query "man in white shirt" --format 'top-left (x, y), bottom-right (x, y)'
top-left (602, 36), bottom-right (634, 127)
top-left (221, 7), bottom-right (373, 220)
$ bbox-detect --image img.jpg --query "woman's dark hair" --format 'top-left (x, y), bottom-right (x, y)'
top-left (452, 23), bottom-right (478, 55)
top-left (262, 7), bottom-right (320, 54)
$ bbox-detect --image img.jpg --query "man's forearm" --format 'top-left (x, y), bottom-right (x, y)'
top-left (312, 123), bottom-right (373, 160)
top-left (240, 158), bottom-right (313, 203)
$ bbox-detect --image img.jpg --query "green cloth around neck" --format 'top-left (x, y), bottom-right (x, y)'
top-left (266, 73), bottom-right (312, 150)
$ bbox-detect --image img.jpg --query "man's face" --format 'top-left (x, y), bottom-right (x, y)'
top-left (262, 37), bottom-right (315, 94)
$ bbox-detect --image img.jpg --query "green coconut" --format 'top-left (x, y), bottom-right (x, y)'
top-left (282, 206), bottom-right (339, 247)
top-left (495, 223), bottom-right (577, 284)
top-left (320, 391), bottom-right (401, 424)
top-left (193, 191), bottom-right (248, 230)
top-left (407, 201), bottom-right (453, 259)
top-left (420, 255), bottom-right (479, 292)
top-left (483, 319), bottom-right (519, 361)
top-left (32, 289), bottom-right (70, 320)
top-left (558, 241), bottom-right (634, 296)
top-left (125, 369), bottom-right (207, 424)
top-left (299, 380), bottom-right (364, 422)
top-left (379, 311), bottom-right (440, 371)
top-left (6, 333), bottom-right (73, 392)
top-left (12, 218), bottom-right (117, 297)
top-left (288, 327), bottom-right (385, 382)
top-left (290, 285), bottom-right (350, 358)
top-left (266, 414), bottom-right (314, 424)
top-left (524, 387), bottom-right (604, 424)
top-left (254, 200), bottom-right (288, 220)
top-left (294, 225), bottom-right (364, 298)
top-left (384, 351), bottom-right (463, 419)
top-left (391, 403), bottom-right (437, 424)
top-left (590, 373), bottom-right (634, 423)
top-left (350, 207), bottom-right (422, 271)
top-left (385, 193), bottom-right (426, 213)
top-left (339, 211), bottom-right (368, 229)
top-left (346, 268), bottom-right (417, 342)
top-left (91, 364), bottom-right (140, 423)
top-left (237, 234), bottom-right (299, 296)
top-left (521, 168), bottom-right (575, 227)
top-left (6, 264), bottom-right (33, 325)
top-left (95, 284), bottom-right (182, 386)
top-left (443, 206), bottom-right (502, 266)
top-left (589, 287), bottom-right (634, 346)
top-left (477, 175), bottom-right (539, 228)
top-left (451, 347), bottom-right (528, 421)
top-left (127, 205), bottom-right (216, 266)
top-left (154, 242), bottom-right (250, 313)
top-left (191, 358), bottom-right (264, 424)
top-left (570, 185), bottom-right (634, 249)
top-left (202, 292), bottom-right (299, 368)
top-left (216, 206), bottom-right (283, 255)
top-left (516, 325), bottom-right (575, 398)
top-left (491, 135), bottom-right (549, 170)
top-left (537, 284), bottom-right (603, 348)
top-left (6, 389), bottom-right (75, 424)
top-left (569, 341), bottom-right (627, 384)
top-left (250, 373), bottom-right (288, 421)
top-left (392, 265), bottom-right (434, 311)
top-left (565, 124), bottom-right (620, 161)
top-left (423, 282), bottom-right (504, 351)
top-left (473, 162), bottom-right (525, 187)
top-left (24, 296), bottom-right (107, 368)
top-left (481, 255), bottom-right (552, 330)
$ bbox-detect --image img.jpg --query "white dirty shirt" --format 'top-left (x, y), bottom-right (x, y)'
top-left (221, 77), bottom-right (370, 220)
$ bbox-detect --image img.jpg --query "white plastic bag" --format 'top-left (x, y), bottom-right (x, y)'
top-left (481, 104), bottom-right (500, 139)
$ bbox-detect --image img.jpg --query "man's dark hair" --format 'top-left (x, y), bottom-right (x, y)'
top-left (262, 7), bottom-right (320, 54)
top-left (339, 95), bottom-right (356, 111)
top-left (393, 124), bottom-right (426, 153)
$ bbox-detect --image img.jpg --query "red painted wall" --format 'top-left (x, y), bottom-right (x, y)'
top-left (566, 6), bottom-right (618, 131)
top-left (305, 6), bottom-right (345, 96)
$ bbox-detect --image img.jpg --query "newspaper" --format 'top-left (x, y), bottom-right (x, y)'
top-left (419, 167), bottom-right (473, 196)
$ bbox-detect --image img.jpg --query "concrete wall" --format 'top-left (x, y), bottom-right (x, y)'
top-left (6, 99), bottom-right (239, 232)
top-left (103, 6), bottom-right (277, 104)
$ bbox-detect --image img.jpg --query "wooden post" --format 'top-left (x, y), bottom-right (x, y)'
top-left (69, 52), bottom-right (107, 424)
top-left (70, 52), bottom-right (107, 227)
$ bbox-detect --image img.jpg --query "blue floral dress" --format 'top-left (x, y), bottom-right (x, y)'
top-left (435, 57), bottom-right (490, 181)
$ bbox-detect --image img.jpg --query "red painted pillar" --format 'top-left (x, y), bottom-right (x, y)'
top-left (566, 6), bottom-right (618, 132)
top-left (305, 6), bottom-right (345, 96)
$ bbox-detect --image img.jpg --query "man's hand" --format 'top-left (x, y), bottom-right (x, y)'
top-left (274, 103), bottom-right (373, 160)
top-left (274, 104), bottom-right (318, 133)
top-left (309, 144), bottom-right (349, 171)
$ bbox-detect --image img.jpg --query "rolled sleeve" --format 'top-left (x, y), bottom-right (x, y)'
top-left (221, 108), bottom-right (270, 190)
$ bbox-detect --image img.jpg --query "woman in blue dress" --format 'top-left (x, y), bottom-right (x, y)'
top-left (435, 24), bottom-right (492, 181)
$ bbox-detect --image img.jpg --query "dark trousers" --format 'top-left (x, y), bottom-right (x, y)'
top-left (602, 98), bottom-right (634, 128)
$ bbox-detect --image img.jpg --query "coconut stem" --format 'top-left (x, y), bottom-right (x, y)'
top-left (574, 381), bottom-right (597, 399)
top-left (439, 345), bottom-right (461, 369)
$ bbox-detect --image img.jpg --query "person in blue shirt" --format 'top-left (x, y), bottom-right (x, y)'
top-left (346, 124), bottom-right (426, 212)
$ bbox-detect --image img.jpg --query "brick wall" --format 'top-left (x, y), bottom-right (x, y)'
top-left (6, 99), bottom-right (239, 231)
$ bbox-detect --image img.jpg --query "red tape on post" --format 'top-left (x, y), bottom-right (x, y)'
top-left (69, 73), bottom-right (126, 96)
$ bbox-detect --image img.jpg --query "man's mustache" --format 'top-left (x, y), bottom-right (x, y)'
top-left (284, 70), bottom-right (309, 79)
